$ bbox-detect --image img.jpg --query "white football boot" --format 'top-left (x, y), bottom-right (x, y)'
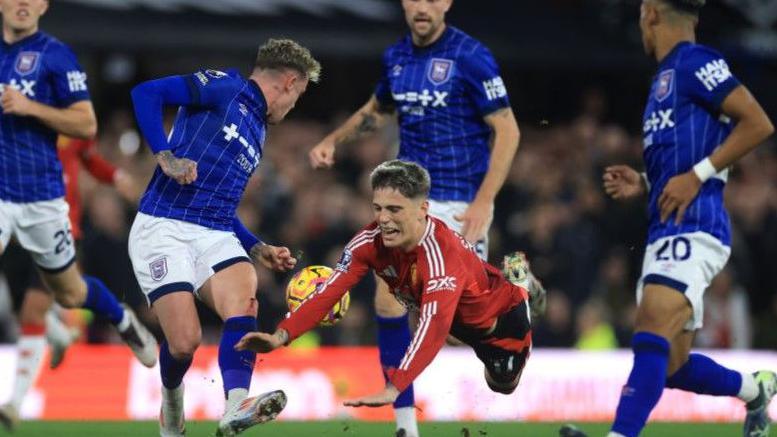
top-left (216, 390), bottom-right (287, 437)
top-left (159, 384), bottom-right (185, 437)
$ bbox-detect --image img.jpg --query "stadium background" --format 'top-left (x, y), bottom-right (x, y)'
top-left (1, 0), bottom-right (776, 433)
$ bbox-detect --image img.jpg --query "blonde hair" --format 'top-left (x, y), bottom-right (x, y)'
top-left (255, 38), bottom-right (321, 83)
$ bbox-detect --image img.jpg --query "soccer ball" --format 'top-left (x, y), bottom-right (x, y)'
top-left (286, 265), bottom-right (350, 326)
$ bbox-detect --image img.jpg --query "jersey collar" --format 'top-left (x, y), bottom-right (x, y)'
top-left (1, 31), bottom-right (44, 50)
top-left (247, 77), bottom-right (268, 116)
top-left (658, 41), bottom-right (692, 70)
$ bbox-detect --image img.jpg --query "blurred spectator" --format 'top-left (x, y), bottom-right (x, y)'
top-left (575, 299), bottom-right (618, 350)
top-left (695, 268), bottom-right (752, 349)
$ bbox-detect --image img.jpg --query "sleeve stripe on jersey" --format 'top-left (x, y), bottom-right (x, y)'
top-left (421, 223), bottom-right (446, 277)
top-left (398, 301), bottom-right (438, 371)
top-left (346, 228), bottom-right (380, 251)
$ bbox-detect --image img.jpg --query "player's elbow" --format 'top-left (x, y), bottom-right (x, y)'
top-left (78, 117), bottom-right (98, 139)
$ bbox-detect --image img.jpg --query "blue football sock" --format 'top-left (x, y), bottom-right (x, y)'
top-left (160, 341), bottom-right (192, 389)
top-left (219, 316), bottom-right (257, 397)
top-left (376, 314), bottom-right (414, 409)
top-left (665, 353), bottom-right (742, 396)
top-left (611, 332), bottom-right (671, 437)
top-left (82, 275), bottom-right (125, 325)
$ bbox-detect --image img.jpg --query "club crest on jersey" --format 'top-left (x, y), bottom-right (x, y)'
top-left (149, 257), bottom-right (168, 281)
top-left (14, 52), bottom-right (40, 76)
top-left (655, 69), bottom-right (675, 102)
top-left (335, 249), bottom-right (353, 272)
top-left (392, 64), bottom-right (403, 77)
top-left (428, 58), bottom-right (454, 85)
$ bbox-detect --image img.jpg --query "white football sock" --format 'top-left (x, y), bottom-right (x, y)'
top-left (44, 306), bottom-right (71, 345)
top-left (225, 388), bottom-right (248, 414)
top-left (116, 310), bottom-right (131, 332)
top-left (395, 406), bottom-right (419, 437)
top-left (10, 335), bottom-right (46, 410)
top-left (738, 371), bottom-right (759, 403)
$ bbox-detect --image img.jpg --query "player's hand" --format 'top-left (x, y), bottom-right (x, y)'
top-left (235, 329), bottom-right (288, 353)
top-left (603, 165), bottom-right (645, 200)
top-left (343, 385), bottom-right (400, 408)
top-left (454, 198), bottom-right (493, 244)
top-left (309, 139), bottom-right (336, 169)
top-left (156, 151), bottom-right (198, 185)
top-left (113, 169), bottom-right (140, 203)
top-left (658, 171), bottom-right (702, 225)
top-left (1, 86), bottom-right (35, 116)
top-left (251, 243), bottom-right (297, 272)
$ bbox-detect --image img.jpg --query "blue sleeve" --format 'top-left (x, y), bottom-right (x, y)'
top-left (233, 217), bottom-right (262, 253)
top-left (46, 44), bottom-right (90, 107)
top-left (458, 46), bottom-right (511, 116)
top-left (130, 75), bottom-right (194, 154)
top-left (682, 48), bottom-right (740, 111)
top-left (373, 50), bottom-right (395, 108)
top-left (185, 69), bottom-right (242, 107)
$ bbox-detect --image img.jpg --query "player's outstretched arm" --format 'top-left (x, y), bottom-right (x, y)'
top-left (658, 86), bottom-right (774, 224)
top-left (1, 87), bottom-right (96, 139)
top-left (603, 165), bottom-right (646, 200)
top-left (235, 329), bottom-right (289, 353)
top-left (309, 95), bottom-right (394, 169)
top-left (343, 384), bottom-right (400, 407)
top-left (232, 217), bottom-right (297, 272)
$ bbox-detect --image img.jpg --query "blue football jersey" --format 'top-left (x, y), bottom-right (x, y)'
top-left (375, 26), bottom-right (511, 202)
top-left (138, 69), bottom-right (267, 231)
top-left (0, 32), bottom-right (90, 202)
top-left (642, 42), bottom-right (740, 246)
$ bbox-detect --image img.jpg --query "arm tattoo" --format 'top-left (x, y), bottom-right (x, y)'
top-left (276, 329), bottom-right (289, 346)
top-left (337, 111), bottom-right (378, 145)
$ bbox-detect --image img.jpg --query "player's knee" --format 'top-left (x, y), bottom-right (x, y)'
top-left (168, 334), bottom-right (201, 360)
top-left (53, 281), bottom-right (87, 308)
top-left (485, 367), bottom-right (521, 395)
top-left (634, 306), bottom-right (689, 337)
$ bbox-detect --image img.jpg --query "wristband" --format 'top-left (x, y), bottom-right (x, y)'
top-left (640, 172), bottom-right (651, 193)
top-left (692, 157), bottom-right (717, 183)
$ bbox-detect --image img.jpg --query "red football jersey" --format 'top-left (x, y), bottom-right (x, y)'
top-left (57, 137), bottom-right (116, 240)
top-left (279, 216), bottom-right (529, 392)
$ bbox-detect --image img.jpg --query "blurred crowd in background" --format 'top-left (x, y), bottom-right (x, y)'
top-left (2, 88), bottom-right (774, 351)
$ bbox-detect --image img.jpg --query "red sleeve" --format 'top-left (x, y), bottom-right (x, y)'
top-left (387, 244), bottom-right (464, 393)
top-left (77, 139), bottom-right (117, 183)
top-left (278, 230), bottom-right (376, 341)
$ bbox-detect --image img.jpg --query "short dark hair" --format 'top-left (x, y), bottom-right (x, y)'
top-left (664, 0), bottom-right (705, 16)
top-left (370, 160), bottom-right (431, 200)
top-left (255, 38), bottom-right (321, 83)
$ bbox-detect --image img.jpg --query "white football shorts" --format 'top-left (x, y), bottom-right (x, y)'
top-left (428, 199), bottom-right (490, 261)
top-left (636, 231), bottom-right (730, 330)
top-left (128, 212), bottom-right (250, 305)
top-left (0, 198), bottom-right (76, 272)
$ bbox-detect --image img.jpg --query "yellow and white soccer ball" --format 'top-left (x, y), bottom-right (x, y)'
top-left (285, 265), bottom-right (350, 326)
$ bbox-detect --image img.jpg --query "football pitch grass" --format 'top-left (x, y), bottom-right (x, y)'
top-left (9, 421), bottom-right (775, 437)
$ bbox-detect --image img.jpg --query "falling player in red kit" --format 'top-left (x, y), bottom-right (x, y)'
top-left (237, 160), bottom-right (543, 405)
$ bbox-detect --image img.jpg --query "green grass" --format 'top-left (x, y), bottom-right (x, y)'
top-left (7, 421), bottom-right (775, 437)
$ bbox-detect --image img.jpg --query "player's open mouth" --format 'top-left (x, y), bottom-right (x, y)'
top-left (17, 9), bottom-right (29, 18)
top-left (381, 228), bottom-right (399, 237)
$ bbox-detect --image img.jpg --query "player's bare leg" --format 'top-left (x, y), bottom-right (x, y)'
top-left (200, 261), bottom-right (286, 436)
top-left (41, 264), bottom-right (157, 367)
top-left (154, 291), bottom-right (201, 437)
top-left (375, 276), bottom-right (418, 437)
